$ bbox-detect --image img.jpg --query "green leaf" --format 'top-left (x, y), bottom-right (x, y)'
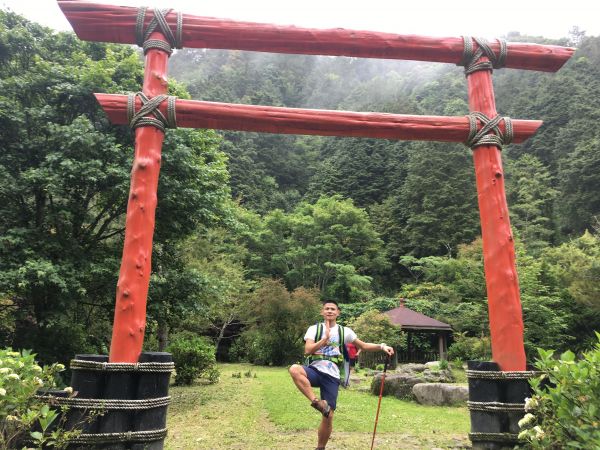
top-left (30, 431), bottom-right (43, 441)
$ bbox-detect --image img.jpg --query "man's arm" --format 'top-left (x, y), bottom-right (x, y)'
top-left (353, 338), bottom-right (394, 356)
top-left (304, 337), bottom-right (329, 355)
top-left (304, 324), bottom-right (331, 355)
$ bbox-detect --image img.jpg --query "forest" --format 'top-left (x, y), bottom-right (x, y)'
top-left (1, 10), bottom-right (599, 367)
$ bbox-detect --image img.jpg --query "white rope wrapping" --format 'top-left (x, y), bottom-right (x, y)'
top-left (67, 428), bottom-right (168, 444)
top-left (35, 395), bottom-right (171, 410)
top-left (136, 6), bottom-right (183, 54)
top-left (465, 112), bottom-right (513, 150)
top-left (466, 369), bottom-right (542, 380)
top-left (467, 401), bottom-right (525, 412)
top-left (70, 359), bottom-right (174, 373)
top-left (469, 432), bottom-right (520, 443)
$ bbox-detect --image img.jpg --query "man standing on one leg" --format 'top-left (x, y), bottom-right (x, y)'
top-left (289, 300), bottom-right (394, 450)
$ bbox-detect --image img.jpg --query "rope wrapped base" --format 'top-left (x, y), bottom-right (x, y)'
top-left (469, 432), bottom-right (519, 445)
top-left (467, 361), bottom-right (540, 450)
top-left (37, 352), bottom-right (174, 450)
top-left (68, 428), bottom-right (168, 445)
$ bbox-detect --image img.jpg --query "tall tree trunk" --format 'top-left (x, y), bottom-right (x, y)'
top-left (157, 321), bottom-right (169, 352)
top-left (215, 313), bottom-right (234, 356)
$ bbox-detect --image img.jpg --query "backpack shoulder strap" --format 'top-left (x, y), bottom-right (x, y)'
top-left (339, 325), bottom-right (349, 360)
top-left (315, 322), bottom-right (323, 342)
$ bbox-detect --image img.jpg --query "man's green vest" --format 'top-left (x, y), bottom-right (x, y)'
top-left (304, 323), bottom-right (349, 379)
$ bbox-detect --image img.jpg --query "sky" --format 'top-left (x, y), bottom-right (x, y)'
top-left (1, 0), bottom-right (599, 41)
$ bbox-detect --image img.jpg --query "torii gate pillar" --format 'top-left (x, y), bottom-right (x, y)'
top-left (468, 60), bottom-right (526, 371)
top-left (109, 29), bottom-right (171, 363)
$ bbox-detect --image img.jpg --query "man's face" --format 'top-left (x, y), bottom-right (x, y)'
top-left (321, 303), bottom-right (340, 321)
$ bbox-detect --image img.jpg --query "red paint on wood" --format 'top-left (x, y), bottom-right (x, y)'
top-left (57, 1), bottom-right (574, 72)
top-left (467, 61), bottom-right (526, 371)
top-left (109, 32), bottom-right (170, 363)
top-left (94, 94), bottom-right (541, 144)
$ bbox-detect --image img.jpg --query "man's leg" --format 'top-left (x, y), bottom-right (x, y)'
top-left (317, 410), bottom-right (334, 449)
top-left (289, 364), bottom-right (317, 402)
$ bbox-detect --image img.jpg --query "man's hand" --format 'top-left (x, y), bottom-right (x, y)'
top-left (323, 323), bottom-right (331, 344)
top-left (381, 344), bottom-right (394, 356)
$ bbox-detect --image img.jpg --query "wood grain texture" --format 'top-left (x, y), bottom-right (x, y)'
top-left (58, 1), bottom-right (574, 72)
top-left (95, 94), bottom-right (542, 144)
top-left (467, 60), bottom-right (526, 371)
top-left (109, 32), bottom-right (170, 363)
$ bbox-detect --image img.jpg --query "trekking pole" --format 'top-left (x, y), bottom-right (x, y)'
top-left (370, 354), bottom-right (390, 450)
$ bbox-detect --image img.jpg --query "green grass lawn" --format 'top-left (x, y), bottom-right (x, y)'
top-left (166, 363), bottom-right (470, 449)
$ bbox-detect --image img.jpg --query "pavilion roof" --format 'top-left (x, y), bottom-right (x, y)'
top-left (384, 305), bottom-right (452, 331)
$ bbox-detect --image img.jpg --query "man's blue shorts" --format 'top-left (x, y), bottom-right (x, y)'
top-left (303, 365), bottom-right (340, 410)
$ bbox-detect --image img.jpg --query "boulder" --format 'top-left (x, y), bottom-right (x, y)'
top-left (371, 363), bottom-right (458, 399)
top-left (398, 363), bottom-right (428, 373)
top-left (412, 383), bottom-right (469, 406)
top-left (422, 369), bottom-right (454, 383)
top-left (395, 363), bottom-right (455, 382)
top-left (424, 361), bottom-right (440, 368)
top-left (371, 373), bottom-right (423, 399)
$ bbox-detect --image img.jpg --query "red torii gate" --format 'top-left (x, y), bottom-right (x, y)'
top-left (58, 1), bottom-right (573, 372)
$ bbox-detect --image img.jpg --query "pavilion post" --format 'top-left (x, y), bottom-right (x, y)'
top-left (438, 333), bottom-right (446, 361)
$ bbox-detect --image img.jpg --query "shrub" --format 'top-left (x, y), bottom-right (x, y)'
top-left (347, 309), bottom-right (404, 349)
top-left (235, 280), bottom-right (321, 366)
top-left (447, 333), bottom-right (491, 362)
top-left (0, 348), bottom-right (75, 449)
top-left (518, 334), bottom-right (600, 449)
top-left (168, 334), bottom-right (219, 385)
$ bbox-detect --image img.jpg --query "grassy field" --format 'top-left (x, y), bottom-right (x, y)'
top-left (165, 363), bottom-right (470, 449)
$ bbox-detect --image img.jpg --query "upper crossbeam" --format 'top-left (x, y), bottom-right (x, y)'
top-left (58, 1), bottom-right (574, 72)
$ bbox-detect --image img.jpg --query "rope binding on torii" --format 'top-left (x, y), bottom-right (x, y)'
top-left (460, 36), bottom-right (507, 75)
top-left (136, 6), bottom-right (183, 55)
top-left (465, 111), bottom-right (513, 150)
top-left (127, 92), bottom-right (177, 132)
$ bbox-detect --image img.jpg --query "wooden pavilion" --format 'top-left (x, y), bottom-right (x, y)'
top-left (385, 300), bottom-right (452, 362)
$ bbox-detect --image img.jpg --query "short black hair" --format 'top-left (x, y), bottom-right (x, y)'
top-left (322, 300), bottom-right (340, 308)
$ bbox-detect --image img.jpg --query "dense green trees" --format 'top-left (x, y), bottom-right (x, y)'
top-left (242, 196), bottom-right (388, 302)
top-left (0, 12), bottom-right (232, 362)
top-left (232, 279), bottom-right (321, 365)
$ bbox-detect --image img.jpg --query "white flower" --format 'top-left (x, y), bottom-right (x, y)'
top-left (0, 388), bottom-right (6, 396)
top-left (7, 351), bottom-right (19, 357)
top-left (17, 361), bottom-right (24, 368)
top-left (533, 426), bottom-right (545, 439)
top-left (32, 365), bottom-right (42, 373)
top-left (33, 377), bottom-right (44, 387)
top-left (525, 396), bottom-right (539, 411)
top-left (55, 363), bottom-right (65, 371)
top-left (7, 373), bottom-right (20, 380)
top-left (5, 415), bottom-right (18, 421)
top-left (518, 430), bottom-right (529, 440)
top-left (63, 386), bottom-right (73, 395)
top-left (0, 367), bottom-right (10, 374)
top-left (518, 413), bottom-right (535, 428)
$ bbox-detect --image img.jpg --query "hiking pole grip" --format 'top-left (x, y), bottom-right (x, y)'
top-left (370, 354), bottom-right (391, 450)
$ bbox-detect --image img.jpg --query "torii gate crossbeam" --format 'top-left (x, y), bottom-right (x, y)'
top-left (96, 94), bottom-right (541, 143)
top-left (59, 2), bottom-right (572, 72)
